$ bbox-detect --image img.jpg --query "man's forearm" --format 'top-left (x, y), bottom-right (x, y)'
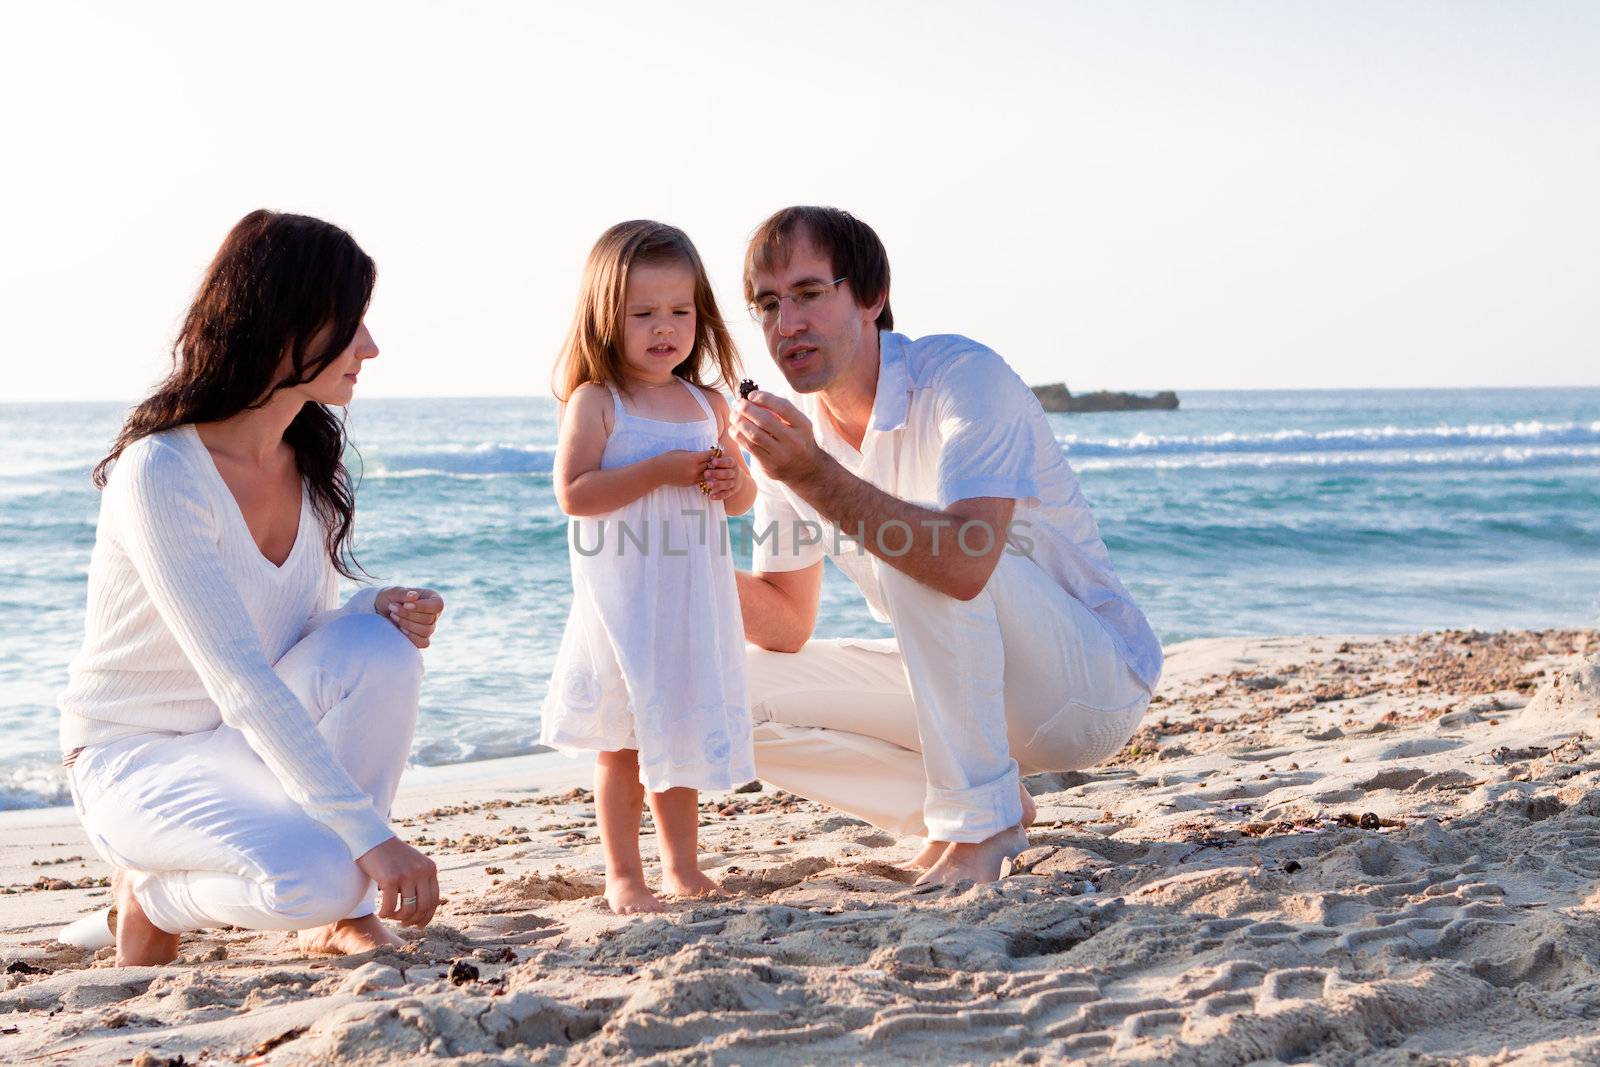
top-left (736, 571), bottom-right (812, 652)
top-left (786, 454), bottom-right (994, 599)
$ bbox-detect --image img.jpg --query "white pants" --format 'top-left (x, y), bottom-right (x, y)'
top-left (69, 614), bottom-right (422, 935)
top-left (747, 551), bottom-right (1151, 842)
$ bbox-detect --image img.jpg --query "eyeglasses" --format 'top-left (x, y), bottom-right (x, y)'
top-left (747, 276), bottom-right (848, 325)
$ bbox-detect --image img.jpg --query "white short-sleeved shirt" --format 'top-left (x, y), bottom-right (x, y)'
top-left (751, 330), bottom-right (1163, 691)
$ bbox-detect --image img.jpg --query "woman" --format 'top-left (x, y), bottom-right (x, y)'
top-left (58, 210), bottom-right (444, 965)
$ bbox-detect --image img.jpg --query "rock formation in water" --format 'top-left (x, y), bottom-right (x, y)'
top-left (1031, 382), bottom-right (1179, 413)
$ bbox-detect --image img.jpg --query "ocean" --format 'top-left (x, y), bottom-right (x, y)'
top-left (3, 387), bottom-right (1597, 810)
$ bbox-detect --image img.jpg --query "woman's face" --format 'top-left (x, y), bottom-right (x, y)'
top-left (295, 320), bottom-right (379, 407)
top-left (620, 260), bottom-right (697, 382)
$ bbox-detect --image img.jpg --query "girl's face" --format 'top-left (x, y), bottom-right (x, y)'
top-left (621, 260), bottom-right (697, 382)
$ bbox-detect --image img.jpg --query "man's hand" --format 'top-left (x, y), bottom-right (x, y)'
top-left (375, 587), bottom-right (445, 649)
top-left (356, 836), bottom-right (439, 928)
top-left (732, 390), bottom-right (1012, 602)
top-left (732, 392), bottom-right (824, 485)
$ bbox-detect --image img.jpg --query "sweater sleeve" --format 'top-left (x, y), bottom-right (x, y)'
top-left (111, 441), bottom-right (394, 858)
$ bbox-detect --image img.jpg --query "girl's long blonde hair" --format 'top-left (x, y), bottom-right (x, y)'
top-left (553, 220), bottom-right (741, 403)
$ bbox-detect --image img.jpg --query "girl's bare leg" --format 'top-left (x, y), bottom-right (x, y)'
top-left (596, 750), bottom-right (662, 914)
top-left (649, 787), bottom-right (718, 898)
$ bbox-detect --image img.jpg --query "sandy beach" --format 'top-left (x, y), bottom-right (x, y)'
top-left (3, 628), bottom-right (1598, 1065)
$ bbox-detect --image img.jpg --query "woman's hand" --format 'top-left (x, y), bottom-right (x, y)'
top-left (356, 836), bottom-right (439, 928)
top-left (375, 587), bottom-right (445, 649)
top-left (653, 448), bottom-right (722, 491)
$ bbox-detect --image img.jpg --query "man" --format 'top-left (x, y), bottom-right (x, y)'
top-left (708, 206), bottom-right (1162, 885)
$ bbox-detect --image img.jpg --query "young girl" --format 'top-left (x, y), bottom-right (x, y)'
top-left (543, 220), bottom-right (758, 914)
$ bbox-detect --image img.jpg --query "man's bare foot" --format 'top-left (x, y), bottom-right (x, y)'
top-left (911, 784), bottom-right (1034, 870)
top-left (908, 839), bottom-right (948, 869)
top-left (297, 915), bottom-right (406, 956)
top-left (113, 871), bottom-right (180, 967)
top-left (606, 875), bottom-right (665, 914)
top-left (663, 868), bottom-right (720, 899)
top-left (915, 825), bottom-right (1029, 886)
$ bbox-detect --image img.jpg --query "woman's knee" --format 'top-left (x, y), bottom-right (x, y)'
top-left (261, 839), bottom-right (368, 928)
top-left (318, 613), bottom-right (424, 700)
top-left (330, 612), bottom-right (423, 672)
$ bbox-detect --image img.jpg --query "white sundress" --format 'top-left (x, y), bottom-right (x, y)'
top-left (540, 377), bottom-right (755, 793)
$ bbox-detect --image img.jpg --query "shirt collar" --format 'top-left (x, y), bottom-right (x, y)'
top-left (869, 330), bottom-right (911, 432)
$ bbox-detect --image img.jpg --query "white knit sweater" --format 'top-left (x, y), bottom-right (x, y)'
top-left (58, 425), bottom-right (392, 858)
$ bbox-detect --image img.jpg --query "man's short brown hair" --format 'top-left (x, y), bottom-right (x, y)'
top-left (744, 206), bottom-right (893, 331)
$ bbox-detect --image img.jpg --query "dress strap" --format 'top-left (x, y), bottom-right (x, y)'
top-left (676, 377), bottom-right (717, 428)
top-left (603, 381), bottom-right (626, 419)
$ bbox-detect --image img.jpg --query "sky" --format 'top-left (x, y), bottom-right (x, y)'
top-left (3, 1), bottom-right (1596, 401)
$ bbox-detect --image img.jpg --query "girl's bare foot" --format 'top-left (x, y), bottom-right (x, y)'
top-left (297, 915), bottom-right (405, 955)
top-left (113, 871), bottom-right (180, 967)
top-left (644, 786), bottom-right (711, 901)
top-left (911, 783), bottom-right (1034, 870)
top-left (605, 875), bottom-right (664, 914)
top-left (663, 867), bottom-right (720, 899)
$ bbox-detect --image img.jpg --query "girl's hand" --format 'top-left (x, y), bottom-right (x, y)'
top-left (655, 448), bottom-right (722, 490)
top-left (376, 587), bottom-right (445, 649)
top-left (356, 836), bottom-right (439, 928)
top-left (703, 452), bottom-right (742, 501)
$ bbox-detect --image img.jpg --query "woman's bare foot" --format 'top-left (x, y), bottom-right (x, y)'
top-left (113, 871), bottom-right (180, 967)
top-left (915, 825), bottom-right (1029, 886)
top-left (605, 875), bottom-right (665, 914)
top-left (297, 915), bottom-right (406, 956)
top-left (663, 867), bottom-right (720, 899)
top-left (1021, 783), bottom-right (1037, 827)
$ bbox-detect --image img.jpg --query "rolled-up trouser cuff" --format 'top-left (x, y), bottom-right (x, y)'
top-left (921, 758), bottom-right (1023, 843)
top-left (128, 869), bottom-right (201, 935)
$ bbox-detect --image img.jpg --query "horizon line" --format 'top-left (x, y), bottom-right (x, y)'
top-left (6, 382), bottom-right (1600, 406)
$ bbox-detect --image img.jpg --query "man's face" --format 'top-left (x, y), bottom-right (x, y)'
top-left (748, 237), bottom-right (871, 394)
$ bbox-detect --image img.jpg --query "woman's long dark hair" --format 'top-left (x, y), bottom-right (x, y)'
top-left (94, 209), bottom-right (375, 578)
